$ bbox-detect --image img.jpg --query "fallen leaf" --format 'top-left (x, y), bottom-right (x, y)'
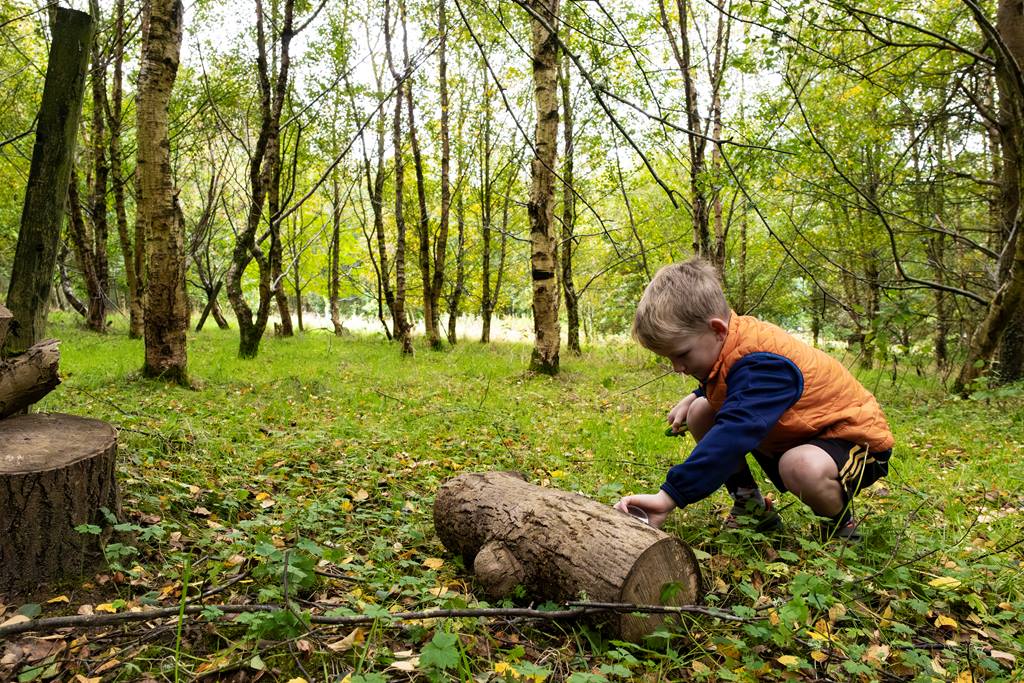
top-left (192, 506), bottom-right (212, 517)
top-left (954, 671), bottom-right (977, 683)
top-left (224, 554), bottom-right (245, 567)
top-left (810, 650), bottom-right (829, 663)
top-left (77, 604), bottom-right (94, 616)
top-left (296, 639), bottom-right (313, 653)
top-left (255, 492), bottom-right (272, 501)
top-left (327, 628), bottom-right (365, 652)
top-left (388, 659), bottom-right (419, 672)
top-left (929, 577), bottom-right (962, 589)
top-left (990, 649), bottom-right (1016, 664)
top-left (285, 679), bottom-right (309, 683)
top-left (45, 595), bottom-right (70, 604)
top-left (95, 658), bottom-right (121, 674)
top-left (0, 614), bottom-right (30, 628)
top-left (76, 676), bottom-right (102, 683)
top-left (95, 603), bottom-right (118, 614)
top-left (777, 655), bottom-right (800, 667)
top-left (423, 558), bottom-right (445, 570)
top-left (931, 656), bottom-right (948, 676)
top-left (341, 500), bottom-right (354, 512)
top-left (352, 489), bottom-right (369, 502)
top-left (934, 615), bottom-right (958, 629)
top-left (865, 644), bottom-right (890, 665)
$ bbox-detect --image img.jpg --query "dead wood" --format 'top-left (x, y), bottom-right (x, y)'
top-left (0, 339), bottom-right (61, 418)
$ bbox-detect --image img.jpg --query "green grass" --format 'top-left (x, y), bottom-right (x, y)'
top-left (5, 317), bottom-right (1024, 682)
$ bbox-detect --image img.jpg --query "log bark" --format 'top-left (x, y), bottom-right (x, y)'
top-left (0, 339), bottom-right (61, 418)
top-left (434, 472), bottom-right (702, 641)
top-left (4, 9), bottom-right (93, 354)
top-left (0, 413), bottom-right (120, 592)
top-left (0, 304), bottom-right (11, 352)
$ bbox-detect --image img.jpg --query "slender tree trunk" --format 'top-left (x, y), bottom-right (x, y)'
top-left (559, 46), bottom-right (580, 355)
top-left (138, 0), bottom-right (187, 383)
top-left (432, 0), bottom-right (451, 349)
top-left (225, 0), bottom-right (295, 359)
top-left (66, 172), bottom-right (105, 331)
top-left (4, 9), bottom-right (93, 354)
top-left (658, 0), bottom-right (710, 258)
top-left (85, 0), bottom-right (109, 333)
top-left (329, 171), bottom-right (345, 336)
top-left (385, 0), bottom-right (413, 355)
top-left (447, 184), bottom-right (466, 345)
top-left (107, 0), bottom-right (142, 338)
top-left (479, 58), bottom-right (495, 344)
top-left (526, 0), bottom-right (561, 374)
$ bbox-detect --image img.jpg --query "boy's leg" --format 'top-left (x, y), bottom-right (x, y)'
top-left (776, 445), bottom-right (844, 518)
top-left (687, 398), bottom-right (769, 518)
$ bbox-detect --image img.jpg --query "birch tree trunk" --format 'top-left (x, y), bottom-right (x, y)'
top-left (137, 0), bottom-right (187, 383)
top-left (4, 9), bottom-right (93, 355)
top-left (527, 0), bottom-right (561, 374)
top-left (479, 58), bottom-right (496, 344)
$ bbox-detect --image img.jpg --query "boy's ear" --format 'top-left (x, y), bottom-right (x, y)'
top-left (708, 318), bottom-right (729, 337)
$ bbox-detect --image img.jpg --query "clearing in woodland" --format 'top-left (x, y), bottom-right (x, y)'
top-left (2, 320), bottom-right (1023, 682)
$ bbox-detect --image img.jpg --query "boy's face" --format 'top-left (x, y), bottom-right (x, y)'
top-left (659, 318), bottom-right (729, 382)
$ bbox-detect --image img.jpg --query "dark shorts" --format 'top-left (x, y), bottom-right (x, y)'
top-left (752, 438), bottom-right (892, 501)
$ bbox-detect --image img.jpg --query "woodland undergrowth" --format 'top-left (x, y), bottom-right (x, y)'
top-left (1, 318), bottom-right (1022, 682)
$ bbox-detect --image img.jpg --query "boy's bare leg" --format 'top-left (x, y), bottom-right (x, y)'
top-left (777, 445), bottom-right (844, 517)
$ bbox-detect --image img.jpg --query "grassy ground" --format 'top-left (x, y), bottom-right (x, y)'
top-left (2, 317), bottom-right (1023, 682)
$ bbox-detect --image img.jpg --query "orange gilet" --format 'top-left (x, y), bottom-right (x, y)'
top-left (703, 313), bottom-right (894, 454)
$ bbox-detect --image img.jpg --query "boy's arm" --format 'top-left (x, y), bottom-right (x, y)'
top-left (660, 353), bottom-right (803, 508)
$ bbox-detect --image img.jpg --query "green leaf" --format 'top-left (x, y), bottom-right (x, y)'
top-left (419, 630), bottom-right (460, 671)
top-left (16, 603), bottom-right (41, 618)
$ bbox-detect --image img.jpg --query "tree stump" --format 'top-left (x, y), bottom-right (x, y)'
top-left (0, 413), bottom-right (120, 592)
top-left (434, 471), bottom-right (702, 641)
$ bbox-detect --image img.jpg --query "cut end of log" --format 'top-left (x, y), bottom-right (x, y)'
top-left (0, 412), bottom-right (112, 474)
top-left (616, 537), bottom-right (702, 642)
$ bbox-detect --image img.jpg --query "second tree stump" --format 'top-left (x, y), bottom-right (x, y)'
top-left (434, 471), bottom-right (702, 640)
top-left (0, 413), bottom-right (121, 592)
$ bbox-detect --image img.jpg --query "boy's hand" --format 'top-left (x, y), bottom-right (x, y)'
top-left (614, 490), bottom-right (677, 529)
top-left (666, 393), bottom-right (696, 434)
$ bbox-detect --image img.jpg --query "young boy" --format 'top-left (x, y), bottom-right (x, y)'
top-left (614, 258), bottom-right (893, 540)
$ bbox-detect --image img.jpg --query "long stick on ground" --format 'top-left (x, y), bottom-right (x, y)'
top-left (0, 601), bottom-right (749, 638)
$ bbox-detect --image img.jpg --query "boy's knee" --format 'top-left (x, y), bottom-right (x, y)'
top-left (778, 445), bottom-right (839, 491)
top-left (688, 397), bottom-right (716, 441)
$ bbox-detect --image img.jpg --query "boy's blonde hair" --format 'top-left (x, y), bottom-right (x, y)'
top-left (632, 258), bottom-right (730, 352)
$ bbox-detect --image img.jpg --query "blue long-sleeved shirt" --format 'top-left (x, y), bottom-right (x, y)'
top-left (660, 352), bottom-right (804, 507)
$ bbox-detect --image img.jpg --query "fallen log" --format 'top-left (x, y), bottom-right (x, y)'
top-left (434, 471), bottom-right (702, 641)
top-left (0, 304), bottom-right (11, 350)
top-left (0, 413), bottom-right (120, 592)
top-left (0, 338), bottom-right (61, 418)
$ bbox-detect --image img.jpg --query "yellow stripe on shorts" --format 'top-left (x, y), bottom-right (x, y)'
top-left (839, 443), bottom-right (869, 488)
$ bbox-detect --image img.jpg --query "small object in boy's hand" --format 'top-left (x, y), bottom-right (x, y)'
top-left (665, 425), bottom-right (687, 437)
top-left (625, 505), bottom-right (650, 524)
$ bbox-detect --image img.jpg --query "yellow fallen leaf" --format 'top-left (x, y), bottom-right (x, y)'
top-left (327, 628), bottom-right (365, 652)
top-left (75, 676), bottom-right (101, 683)
top-left (255, 491), bottom-right (272, 501)
top-left (768, 609), bottom-right (780, 626)
top-left (47, 595), bottom-right (70, 604)
top-left (95, 603), bottom-right (118, 614)
top-left (341, 500), bottom-right (354, 512)
top-left (810, 650), bottom-right (829, 663)
top-left (828, 603), bottom-right (847, 623)
top-left (931, 656), bottom-right (948, 676)
top-left (934, 614), bottom-right (958, 629)
top-left (495, 661), bottom-right (517, 676)
top-left (998, 602), bottom-right (1012, 611)
top-left (929, 577), bottom-right (962, 589)
top-left (285, 679), bottom-right (309, 683)
top-left (423, 558), bottom-right (445, 570)
top-left (777, 655), bottom-right (800, 667)
top-left (880, 605), bottom-right (893, 628)
top-left (954, 671), bottom-right (977, 683)
top-left (691, 661), bottom-right (710, 673)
